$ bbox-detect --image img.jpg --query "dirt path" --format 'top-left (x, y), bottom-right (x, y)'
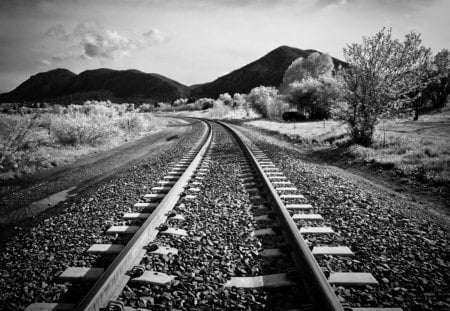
top-left (0, 119), bottom-right (197, 240)
top-left (232, 123), bottom-right (450, 229)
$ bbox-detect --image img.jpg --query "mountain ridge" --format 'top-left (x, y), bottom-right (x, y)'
top-left (0, 46), bottom-right (347, 103)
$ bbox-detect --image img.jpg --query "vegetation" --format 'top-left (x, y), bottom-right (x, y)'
top-left (286, 75), bottom-right (343, 120)
top-left (0, 101), bottom-right (161, 180)
top-left (280, 52), bottom-right (335, 92)
top-left (245, 107), bottom-right (450, 186)
top-left (341, 28), bottom-right (432, 146)
top-left (246, 86), bottom-right (283, 118)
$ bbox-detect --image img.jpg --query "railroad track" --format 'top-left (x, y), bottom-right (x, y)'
top-left (26, 120), bottom-right (402, 311)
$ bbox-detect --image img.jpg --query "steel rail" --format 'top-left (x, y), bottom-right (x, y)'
top-left (218, 121), bottom-right (345, 311)
top-left (75, 120), bottom-right (212, 311)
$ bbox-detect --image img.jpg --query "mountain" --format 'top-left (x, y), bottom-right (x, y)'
top-left (1, 69), bottom-right (77, 102)
top-left (0, 68), bottom-right (190, 103)
top-left (191, 46), bottom-right (347, 98)
top-left (0, 46), bottom-right (347, 103)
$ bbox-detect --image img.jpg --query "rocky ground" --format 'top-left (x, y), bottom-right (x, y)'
top-left (118, 123), bottom-right (305, 310)
top-left (1, 119), bottom-right (448, 311)
top-left (0, 121), bottom-right (204, 310)
top-left (235, 125), bottom-right (450, 311)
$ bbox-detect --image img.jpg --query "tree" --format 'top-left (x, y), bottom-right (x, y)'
top-left (342, 28), bottom-right (432, 146)
top-left (280, 52), bottom-right (334, 91)
top-left (287, 75), bottom-right (343, 120)
top-left (246, 86), bottom-right (278, 118)
top-left (411, 49), bottom-right (450, 120)
top-left (218, 93), bottom-right (233, 105)
top-left (427, 49), bottom-right (450, 109)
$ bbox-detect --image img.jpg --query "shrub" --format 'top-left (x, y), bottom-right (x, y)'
top-left (116, 114), bottom-right (147, 134)
top-left (246, 86), bottom-right (279, 118)
top-left (52, 112), bottom-right (117, 146)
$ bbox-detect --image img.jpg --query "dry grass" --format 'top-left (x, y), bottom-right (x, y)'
top-left (245, 119), bottom-right (349, 144)
top-left (244, 107), bottom-right (450, 185)
top-left (0, 104), bottom-right (165, 181)
top-left (165, 105), bottom-right (261, 120)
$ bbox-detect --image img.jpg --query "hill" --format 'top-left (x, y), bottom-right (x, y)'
top-left (190, 45), bottom-right (347, 98)
top-left (1, 69), bottom-right (77, 102)
top-left (0, 46), bottom-right (347, 103)
top-left (0, 68), bottom-right (190, 103)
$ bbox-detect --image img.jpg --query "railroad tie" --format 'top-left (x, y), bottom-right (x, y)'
top-left (86, 244), bottom-right (124, 254)
top-left (291, 214), bottom-right (323, 221)
top-left (311, 246), bottom-right (354, 256)
top-left (224, 273), bottom-right (295, 288)
top-left (299, 227), bottom-right (335, 235)
top-left (129, 271), bottom-right (176, 286)
top-left (25, 303), bottom-right (75, 311)
top-left (328, 272), bottom-right (379, 286)
top-left (133, 202), bottom-right (158, 209)
top-left (58, 267), bottom-right (104, 282)
top-left (107, 225), bottom-right (140, 234)
top-left (280, 194), bottom-right (305, 200)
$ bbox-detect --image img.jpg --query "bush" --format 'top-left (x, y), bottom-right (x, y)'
top-left (116, 114), bottom-right (147, 134)
top-left (0, 114), bottom-right (51, 174)
top-left (246, 86), bottom-right (279, 118)
top-left (52, 112), bottom-right (117, 146)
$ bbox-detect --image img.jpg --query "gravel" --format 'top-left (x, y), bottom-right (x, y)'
top-left (119, 123), bottom-right (306, 310)
top-left (0, 121), bottom-right (204, 311)
top-left (237, 126), bottom-right (450, 311)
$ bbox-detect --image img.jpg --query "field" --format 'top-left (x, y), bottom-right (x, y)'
top-left (244, 108), bottom-right (450, 185)
top-left (0, 103), bottom-right (166, 182)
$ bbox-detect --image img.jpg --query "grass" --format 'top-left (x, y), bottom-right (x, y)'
top-left (166, 104), bottom-right (261, 120)
top-left (0, 102), bottom-right (166, 181)
top-left (244, 107), bottom-right (450, 185)
top-left (245, 119), bottom-right (349, 145)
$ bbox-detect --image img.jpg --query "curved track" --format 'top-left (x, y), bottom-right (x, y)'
top-left (26, 119), bottom-right (402, 311)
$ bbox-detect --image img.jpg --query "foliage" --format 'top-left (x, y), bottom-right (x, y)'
top-left (218, 93), bottom-right (233, 105)
top-left (280, 52), bottom-right (334, 92)
top-left (424, 49), bottom-right (450, 110)
top-left (194, 98), bottom-right (215, 110)
top-left (286, 75), bottom-right (343, 120)
top-left (342, 28), bottom-right (432, 146)
top-left (246, 86), bottom-right (279, 118)
top-left (0, 102), bottom-right (157, 178)
top-left (173, 98), bottom-right (188, 106)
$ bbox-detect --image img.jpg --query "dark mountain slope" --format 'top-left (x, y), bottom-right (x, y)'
top-left (0, 69), bottom-right (77, 101)
top-left (68, 69), bottom-right (190, 102)
top-left (0, 46), bottom-right (346, 103)
top-left (190, 45), bottom-right (347, 98)
top-left (0, 68), bottom-right (190, 103)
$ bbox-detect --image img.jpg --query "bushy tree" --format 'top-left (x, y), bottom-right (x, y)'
top-left (427, 49), bottom-right (450, 109)
top-left (194, 98), bottom-right (215, 110)
top-left (342, 28), bottom-right (432, 146)
top-left (218, 93), bottom-right (233, 105)
top-left (287, 75), bottom-right (343, 120)
top-left (246, 86), bottom-right (278, 118)
top-left (173, 98), bottom-right (188, 106)
top-left (281, 52), bottom-right (334, 91)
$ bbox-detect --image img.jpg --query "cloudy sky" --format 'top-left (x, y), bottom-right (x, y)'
top-left (0, 0), bottom-right (449, 92)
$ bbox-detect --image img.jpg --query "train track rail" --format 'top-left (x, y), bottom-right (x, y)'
top-left (26, 119), bottom-right (402, 311)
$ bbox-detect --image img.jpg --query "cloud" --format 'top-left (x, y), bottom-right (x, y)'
top-left (45, 24), bottom-right (69, 41)
top-left (45, 22), bottom-right (167, 63)
top-left (143, 29), bottom-right (167, 45)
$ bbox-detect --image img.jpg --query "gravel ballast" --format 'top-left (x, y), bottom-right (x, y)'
top-left (236, 126), bottom-right (450, 311)
top-left (119, 123), bottom-right (305, 310)
top-left (0, 120), bottom-right (205, 310)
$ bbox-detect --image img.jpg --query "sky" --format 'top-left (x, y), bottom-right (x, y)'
top-left (0, 0), bottom-right (449, 93)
